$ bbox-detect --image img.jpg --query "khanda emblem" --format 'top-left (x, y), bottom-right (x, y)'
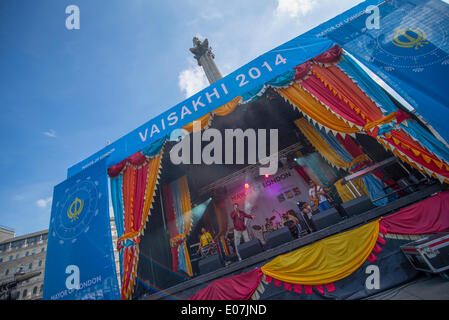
top-left (392, 28), bottom-right (429, 50)
top-left (67, 197), bottom-right (83, 222)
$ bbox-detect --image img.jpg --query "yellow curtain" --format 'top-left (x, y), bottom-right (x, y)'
top-left (261, 220), bottom-right (380, 285)
top-left (183, 113), bottom-right (212, 132)
top-left (140, 152), bottom-right (163, 234)
top-left (182, 96), bottom-right (241, 132)
top-left (212, 96), bottom-right (241, 116)
top-left (277, 84), bottom-right (359, 134)
top-left (294, 118), bottom-right (369, 169)
top-left (334, 177), bottom-right (368, 203)
top-left (363, 112), bottom-right (398, 131)
top-left (179, 175), bottom-right (193, 277)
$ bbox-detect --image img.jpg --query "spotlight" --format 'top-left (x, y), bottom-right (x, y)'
top-left (264, 174), bottom-right (270, 178)
top-left (244, 183), bottom-right (250, 189)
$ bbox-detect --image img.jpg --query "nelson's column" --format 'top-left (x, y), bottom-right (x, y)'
top-left (189, 37), bottom-right (223, 84)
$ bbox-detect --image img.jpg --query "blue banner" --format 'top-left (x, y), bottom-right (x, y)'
top-left (43, 158), bottom-right (120, 300)
top-left (66, 0), bottom-right (387, 178)
top-left (326, 0), bottom-right (449, 144)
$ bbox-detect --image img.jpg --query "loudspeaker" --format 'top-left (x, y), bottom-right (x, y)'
top-left (265, 227), bottom-right (294, 249)
top-left (312, 208), bottom-right (342, 230)
top-left (198, 254), bottom-right (224, 275)
top-left (341, 195), bottom-right (375, 217)
top-left (190, 257), bottom-right (201, 277)
top-left (237, 238), bottom-right (263, 259)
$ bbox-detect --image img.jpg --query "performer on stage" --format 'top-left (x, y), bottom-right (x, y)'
top-left (298, 201), bottom-right (316, 233)
top-left (282, 210), bottom-right (301, 238)
top-left (198, 227), bottom-right (214, 256)
top-left (230, 203), bottom-right (254, 261)
top-left (264, 217), bottom-right (276, 233)
top-left (308, 180), bottom-right (332, 212)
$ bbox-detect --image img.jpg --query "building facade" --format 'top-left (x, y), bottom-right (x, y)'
top-left (0, 226), bottom-right (15, 243)
top-left (0, 218), bottom-right (120, 300)
top-left (0, 230), bottom-right (48, 300)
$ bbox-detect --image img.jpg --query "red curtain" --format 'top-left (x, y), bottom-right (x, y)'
top-left (335, 134), bottom-right (364, 158)
top-left (380, 191), bottom-right (449, 234)
top-left (189, 268), bottom-right (263, 300)
top-left (311, 64), bottom-right (384, 122)
top-left (293, 162), bottom-right (311, 183)
top-left (301, 75), bottom-right (366, 127)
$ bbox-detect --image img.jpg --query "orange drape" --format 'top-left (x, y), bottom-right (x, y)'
top-left (277, 84), bottom-right (359, 134)
top-left (183, 96), bottom-right (241, 132)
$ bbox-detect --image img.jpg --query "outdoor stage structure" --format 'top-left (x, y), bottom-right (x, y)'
top-left (44, 0), bottom-right (449, 300)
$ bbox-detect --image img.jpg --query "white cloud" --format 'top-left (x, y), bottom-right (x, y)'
top-left (36, 197), bottom-right (52, 208)
top-left (43, 129), bottom-right (57, 138)
top-left (276, 0), bottom-right (318, 17)
top-left (178, 62), bottom-right (209, 98)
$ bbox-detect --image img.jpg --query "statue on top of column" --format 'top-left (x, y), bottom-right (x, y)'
top-left (190, 37), bottom-right (215, 67)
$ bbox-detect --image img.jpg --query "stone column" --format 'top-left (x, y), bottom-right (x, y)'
top-left (189, 37), bottom-right (223, 84)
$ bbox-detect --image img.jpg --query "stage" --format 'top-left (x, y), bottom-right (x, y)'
top-left (143, 183), bottom-right (443, 300)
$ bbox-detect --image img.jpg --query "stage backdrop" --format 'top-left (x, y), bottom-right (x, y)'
top-left (43, 159), bottom-right (120, 300)
top-left (224, 164), bottom-right (310, 241)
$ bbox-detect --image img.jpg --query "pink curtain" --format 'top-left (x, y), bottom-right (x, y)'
top-left (189, 268), bottom-right (263, 300)
top-left (380, 191), bottom-right (449, 234)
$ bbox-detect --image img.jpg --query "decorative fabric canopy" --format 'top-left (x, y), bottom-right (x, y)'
top-left (182, 96), bottom-right (241, 132)
top-left (162, 176), bottom-right (193, 277)
top-left (273, 48), bottom-right (449, 185)
top-left (109, 145), bottom-right (164, 300)
top-left (294, 118), bottom-right (369, 170)
top-left (261, 220), bottom-right (381, 286)
top-left (189, 268), bottom-right (264, 300)
top-left (380, 190), bottom-right (449, 235)
top-left (189, 219), bottom-right (386, 300)
top-left (280, 84), bottom-right (359, 134)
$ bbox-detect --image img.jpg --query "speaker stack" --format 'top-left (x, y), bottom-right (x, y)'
top-left (264, 227), bottom-right (294, 249)
top-left (311, 208), bottom-right (343, 231)
top-left (341, 195), bottom-right (375, 217)
top-left (237, 238), bottom-right (264, 259)
top-left (198, 254), bottom-right (224, 275)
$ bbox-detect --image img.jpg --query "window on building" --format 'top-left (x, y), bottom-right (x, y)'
top-left (15, 254), bottom-right (19, 259)
top-left (5, 269), bottom-right (9, 276)
top-left (25, 251), bottom-right (29, 257)
top-left (31, 249), bottom-right (35, 255)
top-left (29, 262), bottom-right (32, 270)
top-left (0, 257), bottom-right (2, 263)
top-left (40, 284), bottom-right (43, 293)
top-left (41, 248), bottom-right (45, 252)
top-left (22, 289), bottom-right (27, 298)
top-left (9, 255), bottom-right (13, 261)
top-left (33, 286), bottom-right (38, 295)
top-left (38, 260), bottom-right (42, 267)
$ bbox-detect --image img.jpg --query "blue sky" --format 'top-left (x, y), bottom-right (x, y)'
top-left (0, 0), bottom-right (366, 236)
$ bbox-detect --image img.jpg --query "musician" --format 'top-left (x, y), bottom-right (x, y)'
top-left (198, 227), bottom-right (214, 256)
top-left (264, 217), bottom-right (276, 233)
top-left (298, 201), bottom-right (316, 233)
top-left (230, 203), bottom-right (254, 261)
top-left (282, 210), bottom-right (301, 238)
top-left (308, 180), bottom-right (332, 212)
